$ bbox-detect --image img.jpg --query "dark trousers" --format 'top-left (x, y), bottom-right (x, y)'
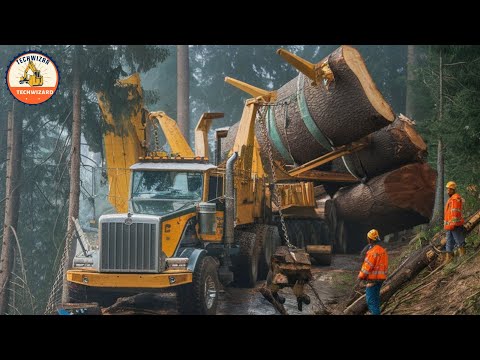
top-left (446, 227), bottom-right (465, 252)
top-left (365, 282), bottom-right (383, 315)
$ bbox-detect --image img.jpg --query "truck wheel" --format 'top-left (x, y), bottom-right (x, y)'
top-left (234, 231), bottom-right (259, 288)
top-left (177, 256), bottom-right (219, 315)
top-left (258, 226), bottom-right (280, 280)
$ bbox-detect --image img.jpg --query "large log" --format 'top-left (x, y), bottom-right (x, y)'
top-left (222, 46), bottom-right (394, 166)
top-left (333, 163), bottom-right (436, 235)
top-left (333, 115), bottom-right (427, 179)
top-left (344, 209), bottom-right (480, 315)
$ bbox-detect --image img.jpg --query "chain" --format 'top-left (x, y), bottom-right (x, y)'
top-left (153, 126), bottom-right (161, 152)
top-left (257, 105), bottom-right (295, 249)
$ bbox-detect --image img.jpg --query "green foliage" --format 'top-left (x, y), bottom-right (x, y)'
top-left (0, 45), bottom-right (169, 313)
top-left (413, 45), bottom-right (480, 198)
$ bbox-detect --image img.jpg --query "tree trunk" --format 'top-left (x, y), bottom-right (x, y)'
top-left (222, 46), bottom-right (395, 166)
top-left (62, 46), bottom-right (82, 303)
top-left (0, 111), bottom-right (7, 164)
top-left (406, 45), bottom-right (417, 119)
top-left (177, 45), bottom-right (190, 141)
top-left (333, 163), bottom-right (436, 235)
top-left (344, 209), bottom-right (480, 315)
top-left (331, 115), bottom-right (427, 179)
top-left (431, 139), bottom-right (445, 224)
top-left (0, 102), bottom-right (23, 314)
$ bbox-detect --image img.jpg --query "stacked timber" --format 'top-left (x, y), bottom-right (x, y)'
top-left (332, 114), bottom-right (428, 179)
top-left (222, 45), bottom-right (395, 166)
top-left (333, 163), bottom-right (436, 235)
top-left (222, 45), bottom-right (436, 252)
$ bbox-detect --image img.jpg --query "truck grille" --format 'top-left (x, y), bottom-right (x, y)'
top-left (100, 221), bottom-right (159, 273)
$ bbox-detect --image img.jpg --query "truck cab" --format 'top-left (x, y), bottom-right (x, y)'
top-left (67, 158), bottom-right (230, 314)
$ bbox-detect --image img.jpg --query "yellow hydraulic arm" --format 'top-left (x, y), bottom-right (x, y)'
top-left (97, 73), bottom-right (146, 213)
top-left (288, 139), bottom-right (369, 178)
top-left (276, 48), bottom-right (334, 87)
top-left (194, 112), bottom-right (224, 158)
top-left (148, 112), bottom-right (194, 157)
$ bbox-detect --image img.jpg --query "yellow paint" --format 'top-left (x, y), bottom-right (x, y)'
top-left (277, 182), bottom-right (315, 210)
top-left (252, 137), bottom-right (264, 178)
top-left (236, 202), bottom-right (254, 225)
top-left (195, 112), bottom-right (224, 158)
top-left (162, 213), bottom-right (197, 257)
top-left (97, 73), bottom-right (145, 213)
top-left (67, 269), bottom-right (192, 288)
top-left (149, 112), bottom-right (194, 157)
top-left (225, 77), bottom-right (277, 102)
top-left (288, 140), bottom-right (368, 177)
top-left (276, 48), bottom-right (334, 87)
top-left (19, 61), bottom-right (43, 86)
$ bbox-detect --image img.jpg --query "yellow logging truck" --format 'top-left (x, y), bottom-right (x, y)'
top-left (66, 49), bottom-right (366, 314)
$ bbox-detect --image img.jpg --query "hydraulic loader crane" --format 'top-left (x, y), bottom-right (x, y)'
top-left (63, 48), bottom-right (371, 315)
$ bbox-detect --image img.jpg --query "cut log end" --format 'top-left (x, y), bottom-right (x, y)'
top-left (403, 122), bottom-right (427, 152)
top-left (342, 46), bottom-right (395, 122)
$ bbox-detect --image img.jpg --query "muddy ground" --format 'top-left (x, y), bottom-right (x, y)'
top-left (100, 241), bottom-right (407, 315)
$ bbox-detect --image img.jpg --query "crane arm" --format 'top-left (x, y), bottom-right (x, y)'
top-left (149, 112), bottom-right (194, 157)
top-left (20, 61), bottom-right (40, 83)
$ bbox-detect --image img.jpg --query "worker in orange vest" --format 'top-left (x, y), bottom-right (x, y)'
top-left (357, 229), bottom-right (388, 315)
top-left (444, 181), bottom-right (466, 263)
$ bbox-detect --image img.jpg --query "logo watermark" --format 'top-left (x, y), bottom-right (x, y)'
top-left (6, 51), bottom-right (59, 105)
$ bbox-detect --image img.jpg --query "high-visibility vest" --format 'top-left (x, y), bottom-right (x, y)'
top-left (444, 193), bottom-right (465, 231)
top-left (358, 244), bottom-right (388, 281)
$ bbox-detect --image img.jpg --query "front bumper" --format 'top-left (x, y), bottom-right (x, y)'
top-left (67, 269), bottom-right (192, 288)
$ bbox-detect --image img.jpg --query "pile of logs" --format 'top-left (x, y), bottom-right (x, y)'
top-left (223, 45), bottom-right (436, 251)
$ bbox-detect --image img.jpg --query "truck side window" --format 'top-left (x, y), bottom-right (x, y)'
top-left (208, 176), bottom-right (223, 201)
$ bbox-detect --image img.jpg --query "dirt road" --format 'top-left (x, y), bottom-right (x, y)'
top-left (102, 254), bottom-right (361, 315)
top-left (218, 254), bottom-right (360, 315)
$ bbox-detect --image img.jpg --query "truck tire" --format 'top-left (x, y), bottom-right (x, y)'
top-left (258, 226), bottom-right (280, 280)
top-left (177, 256), bottom-right (219, 315)
top-left (233, 231), bottom-right (259, 288)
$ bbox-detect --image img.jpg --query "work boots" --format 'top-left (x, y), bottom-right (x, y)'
top-left (458, 246), bottom-right (466, 257)
top-left (443, 252), bottom-right (453, 265)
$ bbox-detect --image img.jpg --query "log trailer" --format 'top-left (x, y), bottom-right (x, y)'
top-left (66, 47), bottom-right (393, 315)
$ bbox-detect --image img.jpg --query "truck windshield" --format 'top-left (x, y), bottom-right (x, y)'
top-left (131, 171), bottom-right (203, 216)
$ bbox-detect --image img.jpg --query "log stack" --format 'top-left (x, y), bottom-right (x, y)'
top-left (333, 163), bottom-right (436, 236)
top-left (222, 45), bottom-right (436, 252)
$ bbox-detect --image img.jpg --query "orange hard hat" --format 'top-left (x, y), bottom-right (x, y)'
top-left (367, 229), bottom-right (380, 241)
top-left (446, 181), bottom-right (457, 190)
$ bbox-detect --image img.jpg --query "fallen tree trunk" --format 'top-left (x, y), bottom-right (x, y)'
top-left (333, 114), bottom-right (427, 179)
top-left (333, 163), bottom-right (436, 235)
top-left (344, 209), bottom-right (480, 314)
top-left (103, 293), bottom-right (165, 314)
top-left (222, 46), bottom-right (394, 166)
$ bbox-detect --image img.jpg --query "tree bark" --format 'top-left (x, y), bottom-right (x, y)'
top-left (406, 45), bottom-right (417, 119)
top-left (333, 163), bottom-right (436, 236)
top-left (431, 139), bottom-right (445, 224)
top-left (332, 115), bottom-right (427, 179)
top-left (0, 111), bottom-right (6, 165)
top-left (222, 46), bottom-right (394, 167)
top-left (344, 209), bottom-right (480, 315)
top-left (62, 46), bottom-right (82, 303)
top-left (177, 45), bottom-right (190, 141)
top-left (273, 46), bottom-right (395, 165)
top-left (0, 102), bottom-right (23, 314)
